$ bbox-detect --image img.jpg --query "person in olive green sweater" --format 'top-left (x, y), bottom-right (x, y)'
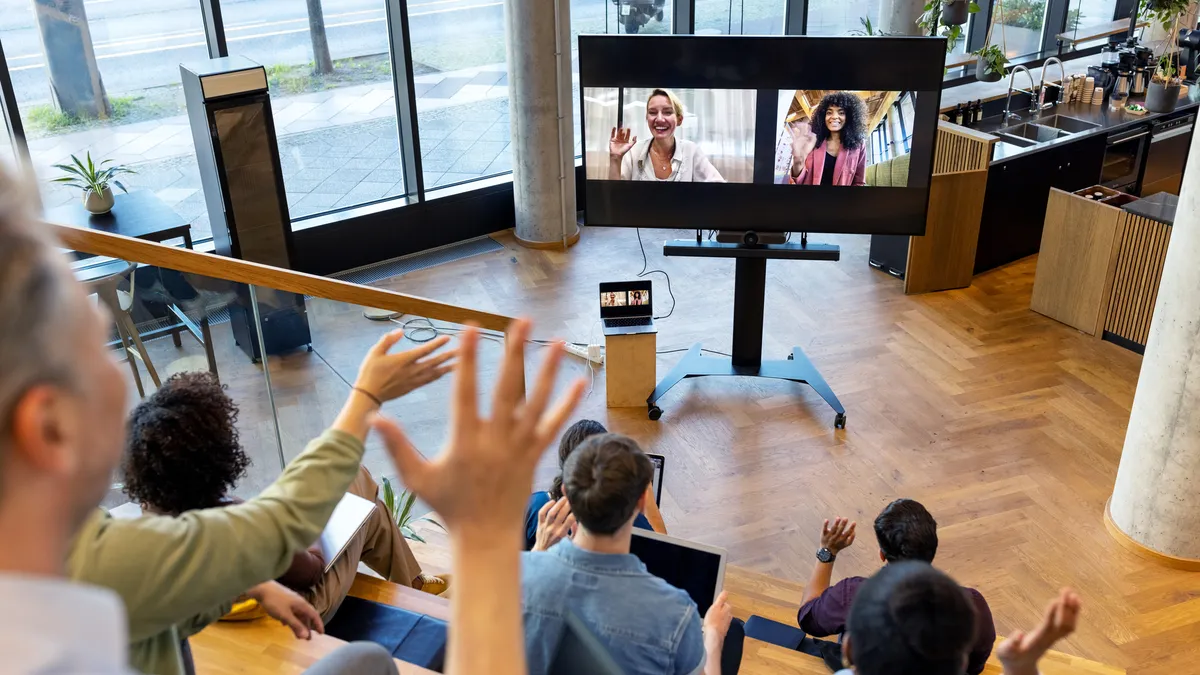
top-left (67, 330), bottom-right (455, 675)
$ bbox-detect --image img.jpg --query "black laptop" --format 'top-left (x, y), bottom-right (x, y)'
top-left (600, 280), bottom-right (656, 336)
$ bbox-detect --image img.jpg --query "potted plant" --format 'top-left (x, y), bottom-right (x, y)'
top-left (942, 0), bottom-right (975, 25)
top-left (917, 0), bottom-right (980, 52)
top-left (382, 477), bottom-right (445, 543)
top-left (52, 152), bottom-right (135, 215)
top-left (1147, 55), bottom-right (1183, 112)
top-left (1140, 0), bottom-right (1192, 112)
top-left (973, 44), bottom-right (1009, 82)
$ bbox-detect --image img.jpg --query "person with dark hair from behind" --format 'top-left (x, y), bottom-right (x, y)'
top-left (835, 561), bottom-right (1081, 675)
top-left (523, 419), bottom-right (666, 551)
top-left (797, 498), bottom-right (996, 675)
top-left (0, 161), bottom-right (397, 674)
top-left (122, 370), bottom-right (449, 625)
top-left (521, 433), bottom-right (740, 675)
top-left (784, 91), bottom-right (869, 186)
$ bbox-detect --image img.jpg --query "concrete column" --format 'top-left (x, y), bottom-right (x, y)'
top-left (504, 0), bottom-right (579, 248)
top-left (1109, 128), bottom-right (1200, 561)
top-left (879, 0), bottom-right (925, 36)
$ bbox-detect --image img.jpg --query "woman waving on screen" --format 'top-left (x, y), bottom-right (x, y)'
top-left (785, 91), bottom-right (868, 186)
top-left (608, 88), bottom-right (725, 183)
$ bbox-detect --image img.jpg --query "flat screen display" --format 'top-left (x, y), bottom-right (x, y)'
top-left (578, 35), bottom-right (946, 235)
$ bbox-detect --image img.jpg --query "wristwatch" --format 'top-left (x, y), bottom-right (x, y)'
top-left (816, 547), bottom-right (836, 563)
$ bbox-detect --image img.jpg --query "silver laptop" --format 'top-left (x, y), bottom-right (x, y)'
top-left (629, 529), bottom-right (726, 616)
top-left (600, 280), bottom-right (656, 336)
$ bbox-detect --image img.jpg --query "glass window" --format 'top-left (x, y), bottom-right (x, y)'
top-left (3, 0), bottom-right (210, 236)
top-left (403, 0), bottom-right (512, 189)
top-left (570, 0), bottom-right (675, 158)
top-left (218, 0), bottom-right (404, 216)
top-left (1061, 0), bottom-right (1119, 48)
top-left (695, 0), bottom-right (786, 34)
top-left (806, 0), bottom-right (882, 35)
top-left (989, 0), bottom-right (1050, 59)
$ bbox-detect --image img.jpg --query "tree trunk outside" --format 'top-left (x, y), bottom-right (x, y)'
top-left (879, 0), bottom-right (927, 35)
top-left (32, 0), bottom-right (111, 119)
top-left (305, 0), bottom-right (334, 75)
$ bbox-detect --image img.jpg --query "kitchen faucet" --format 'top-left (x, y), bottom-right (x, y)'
top-left (1038, 57), bottom-right (1068, 110)
top-left (1003, 65), bottom-right (1038, 125)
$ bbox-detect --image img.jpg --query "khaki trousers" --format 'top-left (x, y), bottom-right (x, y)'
top-left (305, 466), bottom-right (423, 622)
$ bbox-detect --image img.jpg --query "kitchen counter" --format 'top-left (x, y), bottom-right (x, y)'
top-left (974, 91), bottom-right (1200, 165)
top-left (1123, 191), bottom-right (1178, 225)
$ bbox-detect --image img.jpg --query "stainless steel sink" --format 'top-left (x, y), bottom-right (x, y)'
top-left (1031, 114), bottom-right (1100, 133)
top-left (996, 122), bottom-right (1073, 145)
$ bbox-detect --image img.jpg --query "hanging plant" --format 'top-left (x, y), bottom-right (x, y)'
top-left (917, 0), bottom-right (981, 52)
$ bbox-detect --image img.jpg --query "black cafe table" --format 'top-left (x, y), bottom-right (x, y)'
top-left (52, 190), bottom-right (218, 378)
top-left (46, 189), bottom-right (194, 249)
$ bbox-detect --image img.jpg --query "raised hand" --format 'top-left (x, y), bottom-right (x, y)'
top-left (372, 319), bottom-right (586, 540)
top-left (996, 589), bottom-right (1081, 675)
top-left (354, 330), bottom-right (456, 403)
top-left (533, 497), bottom-right (576, 552)
top-left (820, 517), bottom-right (856, 554)
top-left (788, 122), bottom-right (818, 175)
top-left (610, 127), bottom-right (637, 159)
top-left (247, 581), bottom-right (324, 640)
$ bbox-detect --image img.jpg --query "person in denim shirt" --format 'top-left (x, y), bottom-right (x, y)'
top-left (521, 433), bottom-right (734, 675)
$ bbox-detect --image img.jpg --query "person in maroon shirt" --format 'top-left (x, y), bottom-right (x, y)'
top-left (796, 499), bottom-right (996, 675)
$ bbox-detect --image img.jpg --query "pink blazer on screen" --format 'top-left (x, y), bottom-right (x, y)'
top-left (784, 140), bottom-right (867, 186)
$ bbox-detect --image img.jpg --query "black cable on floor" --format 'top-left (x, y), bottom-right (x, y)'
top-left (636, 228), bottom-right (676, 320)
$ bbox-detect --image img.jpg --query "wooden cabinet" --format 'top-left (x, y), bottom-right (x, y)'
top-left (975, 134), bottom-right (1107, 275)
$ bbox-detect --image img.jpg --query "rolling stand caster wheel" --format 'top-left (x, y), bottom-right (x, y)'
top-left (648, 405), bottom-right (663, 421)
top-left (787, 353), bottom-right (794, 360)
top-left (834, 413), bottom-right (847, 429)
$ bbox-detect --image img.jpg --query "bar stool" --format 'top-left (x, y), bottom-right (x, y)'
top-left (76, 260), bottom-right (161, 398)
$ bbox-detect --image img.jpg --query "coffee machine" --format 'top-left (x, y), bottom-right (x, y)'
top-left (1132, 45), bottom-right (1153, 96)
top-left (1180, 29), bottom-right (1200, 84)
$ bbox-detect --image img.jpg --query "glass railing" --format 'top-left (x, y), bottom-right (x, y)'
top-left (60, 233), bottom-right (519, 515)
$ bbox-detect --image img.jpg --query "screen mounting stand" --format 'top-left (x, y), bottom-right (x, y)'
top-left (646, 234), bottom-right (847, 429)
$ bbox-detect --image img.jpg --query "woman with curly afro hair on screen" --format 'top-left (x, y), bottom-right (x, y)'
top-left (784, 91), bottom-right (869, 186)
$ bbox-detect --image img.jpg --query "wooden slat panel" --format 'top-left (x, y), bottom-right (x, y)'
top-left (905, 170), bottom-right (989, 294)
top-left (1104, 214), bottom-right (1172, 346)
top-left (933, 122), bottom-right (997, 176)
top-left (51, 223), bottom-right (513, 332)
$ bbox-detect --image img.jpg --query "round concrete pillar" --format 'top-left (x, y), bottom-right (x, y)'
top-left (504, 0), bottom-right (579, 249)
top-left (1108, 128), bottom-right (1200, 567)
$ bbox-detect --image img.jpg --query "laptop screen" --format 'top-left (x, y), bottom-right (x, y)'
top-left (629, 530), bottom-right (726, 616)
top-left (646, 453), bottom-right (664, 505)
top-left (599, 281), bottom-right (653, 319)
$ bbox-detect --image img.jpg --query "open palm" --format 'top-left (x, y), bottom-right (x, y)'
top-left (610, 127), bottom-right (637, 158)
top-left (788, 123), bottom-right (818, 168)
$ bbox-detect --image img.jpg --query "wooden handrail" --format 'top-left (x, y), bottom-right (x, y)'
top-left (51, 223), bottom-right (514, 332)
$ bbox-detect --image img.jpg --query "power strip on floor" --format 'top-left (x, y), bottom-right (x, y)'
top-left (565, 343), bottom-right (604, 365)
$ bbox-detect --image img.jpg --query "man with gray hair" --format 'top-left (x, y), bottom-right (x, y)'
top-left (0, 163), bottom-right (406, 674)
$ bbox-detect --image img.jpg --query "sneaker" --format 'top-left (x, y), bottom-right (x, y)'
top-left (418, 573), bottom-right (451, 596)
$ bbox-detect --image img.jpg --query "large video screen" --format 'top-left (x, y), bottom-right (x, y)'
top-left (578, 36), bottom-right (946, 235)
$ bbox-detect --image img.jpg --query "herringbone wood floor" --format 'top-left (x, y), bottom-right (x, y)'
top-left (129, 225), bottom-right (1200, 674)
top-left (374, 227), bottom-right (1199, 675)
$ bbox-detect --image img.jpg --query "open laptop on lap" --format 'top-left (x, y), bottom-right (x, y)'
top-left (600, 281), bottom-right (656, 336)
top-left (629, 529), bottom-right (726, 616)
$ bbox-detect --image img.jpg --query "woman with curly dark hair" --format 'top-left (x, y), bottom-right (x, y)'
top-left (123, 371), bottom-right (448, 623)
top-left (784, 91), bottom-right (869, 186)
top-left (521, 419), bottom-right (667, 550)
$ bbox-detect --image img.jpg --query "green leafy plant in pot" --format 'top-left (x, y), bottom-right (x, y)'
top-left (52, 152), bottom-right (135, 215)
top-left (1140, 0), bottom-right (1191, 113)
top-left (382, 477), bottom-right (445, 543)
top-left (917, 0), bottom-right (981, 52)
top-left (973, 44), bottom-right (1008, 82)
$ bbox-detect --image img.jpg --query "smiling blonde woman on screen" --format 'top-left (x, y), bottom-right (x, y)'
top-left (608, 88), bottom-right (725, 183)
